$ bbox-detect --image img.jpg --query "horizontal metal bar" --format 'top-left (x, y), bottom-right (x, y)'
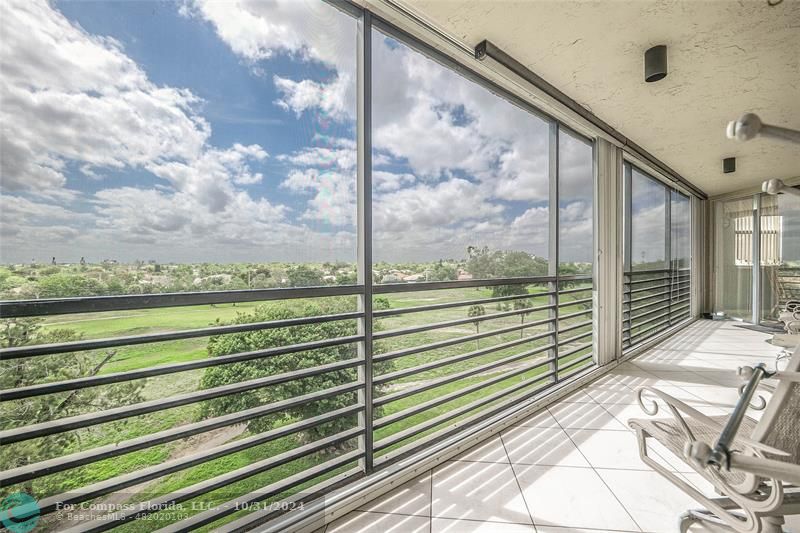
top-left (557, 285), bottom-right (593, 296)
top-left (557, 296), bottom-right (592, 308)
top-left (629, 295), bottom-right (671, 313)
top-left (627, 289), bottom-right (671, 305)
top-left (558, 308), bottom-right (593, 321)
top-left (373, 291), bottom-right (551, 318)
top-left (630, 318), bottom-right (671, 341)
top-left (558, 319), bottom-right (593, 335)
top-left (558, 357), bottom-right (596, 380)
top-left (374, 367), bottom-right (555, 452)
top-left (373, 303), bottom-right (553, 340)
top-left (629, 282), bottom-right (671, 295)
top-left (558, 353), bottom-right (594, 373)
top-left (631, 310), bottom-right (670, 331)
top-left (0, 285), bottom-right (364, 318)
top-left (0, 311), bottom-right (362, 360)
top-left (372, 276), bottom-right (556, 294)
top-left (556, 274), bottom-right (592, 282)
top-left (2, 334), bottom-right (363, 401)
top-left (374, 355), bottom-right (556, 430)
top-left (374, 329), bottom-right (552, 385)
top-left (216, 468), bottom-right (364, 533)
top-left (375, 342), bottom-right (555, 407)
top-left (373, 373), bottom-right (556, 471)
top-left (626, 275), bottom-right (669, 286)
top-left (374, 317), bottom-right (553, 363)
top-left (59, 431), bottom-right (363, 530)
top-left (0, 359), bottom-right (362, 445)
top-left (0, 381), bottom-right (362, 487)
top-left (35, 405), bottom-right (363, 512)
top-left (628, 302), bottom-right (671, 322)
top-left (158, 450), bottom-right (362, 533)
top-left (558, 330), bottom-right (592, 346)
top-left (558, 341), bottom-right (593, 359)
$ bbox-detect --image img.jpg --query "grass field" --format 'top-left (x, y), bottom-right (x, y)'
top-left (12, 283), bottom-right (594, 531)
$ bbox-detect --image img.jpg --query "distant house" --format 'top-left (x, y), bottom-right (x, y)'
top-left (380, 273), bottom-right (403, 284)
top-left (402, 274), bottom-right (425, 282)
top-left (322, 275), bottom-right (337, 283)
top-left (457, 269), bottom-right (473, 281)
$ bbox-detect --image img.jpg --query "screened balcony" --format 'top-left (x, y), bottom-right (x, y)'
top-left (0, 0), bottom-right (797, 533)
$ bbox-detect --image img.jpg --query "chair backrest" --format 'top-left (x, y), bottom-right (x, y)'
top-left (749, 344), bottom-right (800, 464)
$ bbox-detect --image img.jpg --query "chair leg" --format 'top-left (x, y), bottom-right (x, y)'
top-left (762, 516), bottom-right (785, 533)
top-left (681, 508), bottom-right (738, 532)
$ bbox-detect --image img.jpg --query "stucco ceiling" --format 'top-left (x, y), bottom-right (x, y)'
top-left (403, 0), bottom-right (800, 197)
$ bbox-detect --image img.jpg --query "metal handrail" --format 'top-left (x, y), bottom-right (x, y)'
top-left (0, 274), bottom-right (597, 529)
top-left (0, 284), bottom-right (365, 317)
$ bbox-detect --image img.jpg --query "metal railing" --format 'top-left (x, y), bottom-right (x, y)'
top-left (0, 275), bottom-right (594, 531)
top-left (622, 268), bottom-right (690, 350)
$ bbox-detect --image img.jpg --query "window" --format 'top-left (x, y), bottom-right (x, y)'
top-left (558, 129), bottom-right (594, 275)
top-left (623, 163), bottom-right (692, 348)
top-left (371, 29), bottom-right (551, 277)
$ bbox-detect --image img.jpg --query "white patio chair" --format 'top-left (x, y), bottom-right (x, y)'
top-left (629, 345), bottom-right (800, 533)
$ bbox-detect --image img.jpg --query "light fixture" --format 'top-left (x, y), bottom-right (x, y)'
top-left (762, 178), bottom-right (800, 197)
top-left (726, 113), bottom-right (800, 144)
top-left (644, 45), bottom-right (667, 82)
top-left (723, 157), bottom-right (736, 174)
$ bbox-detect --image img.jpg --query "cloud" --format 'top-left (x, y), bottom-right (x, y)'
top-left (282, 168), bottom-right (355, 227)
top-left (0, 0), bottom-right (210, 196)
top-left (185, 0), bottom-right (357, 120)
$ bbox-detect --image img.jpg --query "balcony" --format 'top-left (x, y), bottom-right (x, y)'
top-left (1, 0), bottom-right (798, 532)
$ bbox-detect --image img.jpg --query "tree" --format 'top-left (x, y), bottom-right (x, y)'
top-left (514, 298), bottom-right (534, 338)
top-left (0, 318), bottom-right (143, 497)
top-left (467, 304), bottom-right (485, 349)
top-left (286, 265), bottom-right (324, 287)
top-left (428, 262), bottom-right (457, 281)
top-left (199, 298), bottom-right (390, 444)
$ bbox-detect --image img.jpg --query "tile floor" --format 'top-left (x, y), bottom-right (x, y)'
top-left (324, 320), bottom-right (798, 533)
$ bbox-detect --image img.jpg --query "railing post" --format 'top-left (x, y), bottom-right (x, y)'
top-left (548, 122), bottom-right (560, 382)
top-left (356, 10), bottom-right (374, 473)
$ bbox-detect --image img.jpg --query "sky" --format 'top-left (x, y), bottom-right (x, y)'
top-left (0, 0), bottom-right (594, 265)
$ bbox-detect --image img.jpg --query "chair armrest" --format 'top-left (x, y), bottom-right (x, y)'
top-left (635, 386), bottom-right (786, 457)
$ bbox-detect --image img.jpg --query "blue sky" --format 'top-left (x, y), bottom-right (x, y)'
top-left (0, 0), bottom-right (595, 266)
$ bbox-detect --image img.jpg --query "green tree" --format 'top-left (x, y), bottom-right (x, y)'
top-left (199, 299), bottom-right (388, 444)
top-left (37, 273), bottom-right (108, 298)
top-left (428, 262), bottom-right (457, 281)
top-left (467, 304), bottom-right (486, 349)
top-left (287, 265), bottom-right (324, 287)
top-left (514, 299), bottom-right (534, 338)
top-left (0, 318), bottom-right (143, 497)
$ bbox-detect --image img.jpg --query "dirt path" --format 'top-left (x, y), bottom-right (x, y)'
top-left (59, 423), bottom-right (247, 529)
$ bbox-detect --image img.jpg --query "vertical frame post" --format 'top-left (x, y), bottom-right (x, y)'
top-left (752, 194), bottom-right (761, 325)
top-left (665, 187), bottom-right (672, 324)
top-left (594, 138), bottom-right (620, 365)
top-left (622, 162), bottom-right (632, 347)
top-left (548, 122), bottom-right (560, 382)
top-left (356, 11), bottom-right (374, 473)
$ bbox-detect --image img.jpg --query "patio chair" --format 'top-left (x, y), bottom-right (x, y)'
top-left (629, 345), bottom-right (800, 533)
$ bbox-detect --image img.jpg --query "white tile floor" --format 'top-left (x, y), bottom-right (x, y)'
top-left (325, 320), bottom-right (798, 533)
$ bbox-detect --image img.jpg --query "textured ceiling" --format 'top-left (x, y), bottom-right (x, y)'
top-left (404, 0), bottom-right (800, 197)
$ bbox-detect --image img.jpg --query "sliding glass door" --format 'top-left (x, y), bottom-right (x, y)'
top-left (760, 193), bottom-right (800, 323)
top-left (714, 197), bottom-right (755, 321)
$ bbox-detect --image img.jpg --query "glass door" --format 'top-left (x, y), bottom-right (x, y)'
top-left (760, 192), bottom-right (800, 323)
top-left (714, 197), bottom-right (755, 321)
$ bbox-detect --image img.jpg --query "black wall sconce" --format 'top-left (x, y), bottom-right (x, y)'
top-left (645, 45), bottom-right (668, 82)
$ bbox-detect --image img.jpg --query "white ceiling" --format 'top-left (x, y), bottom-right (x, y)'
top-left (403, 0), bottom-right (800, 197)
